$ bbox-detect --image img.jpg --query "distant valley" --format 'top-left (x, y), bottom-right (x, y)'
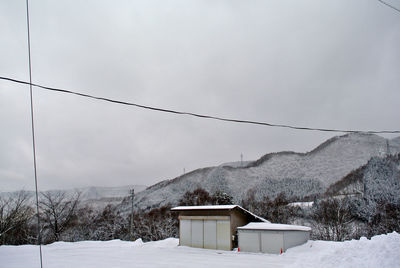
top-left (0, 185), bottom-right (147, 210)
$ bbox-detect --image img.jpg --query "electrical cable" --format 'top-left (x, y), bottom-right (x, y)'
top-left (24, 1), bottom-right (43, 267)
top-left (0, 76), bottom-right (399, 134)
top-left (378, 0), bottom-right (400, 13)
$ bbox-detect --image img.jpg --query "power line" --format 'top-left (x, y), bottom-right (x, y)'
top-left (1, 75), bottom-right (399, 134)
top-left (378, 0), bottom-right (400, 13)
top-left (25, 0), bottom-right (43, 267)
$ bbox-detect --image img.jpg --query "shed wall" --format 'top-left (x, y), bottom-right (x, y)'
top-left (179, 220), bottom-right (191, 247)
top-left (238, 229), bottom-right (310, 254)
top-left (283, 231), bottom-right (310, 250)
top-left (230, 210), bottom-right (248, 248)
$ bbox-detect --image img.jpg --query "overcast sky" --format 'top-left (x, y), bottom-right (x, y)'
top-left (1, 0), bottom-right (399, 192)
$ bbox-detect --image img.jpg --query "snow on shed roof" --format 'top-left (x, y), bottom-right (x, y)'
top-left (171, 205), bottom-right (270, 223)
top-left (238, 222), bottom-right (311, 232)
top-left (172, 205), bottom-right (237, 210)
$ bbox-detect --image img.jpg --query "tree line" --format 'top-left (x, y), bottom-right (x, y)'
top-left (1, 186), bottom-right (399, 245)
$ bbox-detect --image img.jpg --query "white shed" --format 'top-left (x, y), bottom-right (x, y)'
top-left (238, 222), bottom-right (311, 254)
top-left (171, 205), bottom-right (269, 250)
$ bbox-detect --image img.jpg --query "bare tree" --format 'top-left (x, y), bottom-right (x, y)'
top-left (0, 191), bottom-right (34, 245)
top-left (39, 191), bottom-right (80, 243)
top-left (312, 197), bottom-right (354, 241)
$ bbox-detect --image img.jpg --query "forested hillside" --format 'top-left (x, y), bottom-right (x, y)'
top-left (123, 133), bottom-right (400, 211)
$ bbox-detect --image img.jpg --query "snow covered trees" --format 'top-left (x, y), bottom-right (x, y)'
top-left (131, 205), bottom-right (178, 242)
top-left (311, 198), bottom-right (354, 241)
top-left (368, 202), bottom-right (400, 236)
top-left (1, 152), bottom-right (399, 245)
top-left (179, 188), bottom-right (214, 206)
top-left (212, 191), bottom-right (234, 205)
top-left (241, 191), bottom-right (298, 224)
top-left (324, 154), bottom-right (400, 238)
top-left (90, 204), bottom-right (129, 241)
top-left (178, 188), bottom-right (234, 206)
top-left (243, 177), bottom-right (323, 202)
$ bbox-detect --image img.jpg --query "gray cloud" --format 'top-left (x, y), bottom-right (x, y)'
top-left (1, 0), bottom-right (399, 191)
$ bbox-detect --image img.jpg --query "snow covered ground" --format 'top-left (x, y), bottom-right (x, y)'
top-left (1, 232), bottom-right (399, 268)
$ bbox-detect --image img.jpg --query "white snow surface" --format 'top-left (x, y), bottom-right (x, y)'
top-left (288, 201), bottom-right (314, 208)
top-left (238, 222), bottom-right (311, 231)
top-left (1, 232), bottom-right (399, 268)
top-left (171, 205), bottom-right (238, 210)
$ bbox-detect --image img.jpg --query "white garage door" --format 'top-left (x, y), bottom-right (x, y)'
top-left (239, 231), bottom-right (260, 252)
top-left (179, 217), bottom-right (231, 250)
top-left (180, 219), bottom-right (191, 247)
top-left (191, 220), bottom-right (204, 248)
top-left (261, 232), bottom-right (283, 254)
top-left (204, 220), bottom-right (217, 249)
top-left (216, 220), bottom-right (230, 250)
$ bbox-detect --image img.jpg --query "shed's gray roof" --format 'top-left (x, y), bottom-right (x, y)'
top-left (171, 205), bottom-right (270, 223)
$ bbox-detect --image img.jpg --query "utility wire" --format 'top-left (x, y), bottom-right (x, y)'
top-left (25, 1), bottom-right (43, 267)
top-left (1, 76), bottom-right (400, 134)
top-left (378, 0), bottom-right (400, 13)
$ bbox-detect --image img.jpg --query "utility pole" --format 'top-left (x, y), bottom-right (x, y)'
top-left (130, 189), bottom-right (135, 241)
top-left (240, 153), bottom-right (243, 166)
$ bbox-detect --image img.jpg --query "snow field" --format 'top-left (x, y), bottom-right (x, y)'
top-left (1, 232), bottom-right (399, 268)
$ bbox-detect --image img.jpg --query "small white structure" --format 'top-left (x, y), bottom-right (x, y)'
top-left (171, 205), bottom-right (268, 250)
top-left (238, 222), bottom-right (311, 254)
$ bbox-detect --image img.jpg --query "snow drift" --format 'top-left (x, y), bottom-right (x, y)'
top-left (1, 232), bottom-right (399, 268)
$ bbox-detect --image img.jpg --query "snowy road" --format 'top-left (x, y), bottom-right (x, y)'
top-left (1, 232), bottom-right (399, 268)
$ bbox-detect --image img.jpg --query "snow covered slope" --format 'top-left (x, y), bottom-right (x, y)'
top-left (75, 185), bottom-right (147, 208)
top-left (1, 232), bottom-right (399, 268)
top-left (326, 154), bottom-right (400, 204)
top-left (128, 133), bottom-right (400, 210)
top-left (77, 185), bottom-right (147, 200)
top-left (0, 185), bottom-right (147, 210)
top-left (392, 136), bottom-right (400, 147)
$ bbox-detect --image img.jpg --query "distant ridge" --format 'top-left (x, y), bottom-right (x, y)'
top-left (123, 133), bottom-right (400, 211)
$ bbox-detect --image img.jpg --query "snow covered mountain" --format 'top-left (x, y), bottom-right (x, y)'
top-left (77, 185), bottom-right (147, 200)
top-left (0, 185), bottom-right (147, 210)
top-left (326, 153), bottom-right (400, 201)
top-left (126, 133), bottom-right (400, 210)
top-left (74, 185), bottom-right (147, 208)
